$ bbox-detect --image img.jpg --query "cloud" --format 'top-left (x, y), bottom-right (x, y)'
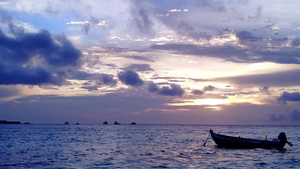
top-left (278, 92), bottom-right (300, 102)
top-left (290, 38), bottom-right (300, 47)
top-left (176, 20), bottom-right (194, 34)
top-left (203, 85), bottom-right (216, 91)
top-left (82, 16), bottom-right (102, 34)
top-left (124, 55), bottom-right (154, 62)
top-left (71, 71), bottom-right (91, 80)
top-left (44, 1), bottom-right (60, 15)
top-left (151, 30), bottom-right (300, 64)
top-left (129, 1), bottom-right (155, 37)
top-left (0, 66), bottom-right (52, 85)
top-left (124, 64), bottom-right (153, 72)
top-left (214, 69), bottom-right (300, 87)
top-left (81, 85), bottom-right (98, 92)
top-left (195, 0), bottom-right (227, 12)
top-left (237, 31), bottom-right (261, 42)
top-left (192, 90), bottom-right (204, 95)
top-left (117, 70), bottom-right (144, 87)
top-left (269, 113), bottom-right (286, 121)
top-left (0, 92), bottom-right (176, 124)
top-left (0, 86), bottom-right (21, 98)
top-left (148, 82), bottom-right (159, 92)
top-left (151, 43), bottom-right (249, 62)
top-left (259, 86), bottom-right (269, 92)
top-left (97, 74), bottom-right (117, 86)
top-left (271, 110), bottom-right (300, 122)
top-left (72, 72), bottom-right (117, 87)
top-left (291, 110), bottom-right (300, 121)
top-left (0, 25), bottom-right (82, 85)
top-left (0, 8), bottom-right (12, 24)
top-left (148, 83), bottom-right (184, 97)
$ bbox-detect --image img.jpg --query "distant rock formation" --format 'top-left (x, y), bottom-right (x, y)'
top-left (130, 122), bottom-right (136, 125)
top-left (0, 120), bottom-right (21, 124)
top-left (64, 121), bottom-right (69, 125)
top-left (76, 123), bottom-right (80, 125)
top-left (24, 122), bottom-right (31, 125)
top-left (103, 121), bottom-right (108, 125)
top-left (114, 121), bottom-right (120, 125)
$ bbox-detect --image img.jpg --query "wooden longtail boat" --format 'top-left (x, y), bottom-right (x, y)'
top-left (210, 129), bottom-right (293, 149)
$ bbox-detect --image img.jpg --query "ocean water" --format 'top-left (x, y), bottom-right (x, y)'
top-left (0, 124), bottom-right (299, 168)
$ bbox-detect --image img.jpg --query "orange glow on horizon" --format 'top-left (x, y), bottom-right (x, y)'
top-left (168, 98), bottom-right (231, 106)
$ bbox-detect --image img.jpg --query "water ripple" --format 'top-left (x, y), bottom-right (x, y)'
top-left (0, 124), bottom-right (298, 168)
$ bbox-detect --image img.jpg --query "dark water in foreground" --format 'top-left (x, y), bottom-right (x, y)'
top-left (0, 125), bottom-right (299, 168)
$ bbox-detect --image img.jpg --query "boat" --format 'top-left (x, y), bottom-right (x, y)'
top-left (209, 129), bottom-right (293, 149)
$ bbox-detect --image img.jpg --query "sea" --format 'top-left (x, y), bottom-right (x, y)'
top-left (0, 124), bottom-right (299, 169)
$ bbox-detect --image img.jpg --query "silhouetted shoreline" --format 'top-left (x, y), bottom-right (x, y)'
top-left (0, 120), bottom-right (21, 124)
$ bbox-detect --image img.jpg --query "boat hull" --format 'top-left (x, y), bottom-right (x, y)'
top-left (210, 130), bottom-right (286, 149)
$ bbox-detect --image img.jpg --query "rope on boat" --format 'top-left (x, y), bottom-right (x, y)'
top-left (203, 131), bottom-right (211, 146)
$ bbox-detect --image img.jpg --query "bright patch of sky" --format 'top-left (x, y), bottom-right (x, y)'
top-left (0, 0), bottom-right (300, 125)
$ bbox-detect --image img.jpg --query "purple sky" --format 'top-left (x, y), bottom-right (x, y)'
top-left (0, 0), bottom-right (300, 125)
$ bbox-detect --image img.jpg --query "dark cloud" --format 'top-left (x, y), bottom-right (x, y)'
top-left (203, 85), bottom-right (216, 91)
top-left (72, 72), bottom-right (117, 86)
top-left (192, 90), bottom-right (204, 95)
top-left (118, 70), bottom-right (144, 87)
top-left (72, 71), bottom-right (91, 80)
top-left (0, 25), bottom-right (82, 85)
top-left (290, 38), bottom-right (300, 47)
top-left (98, 74), bottom-right (117, 86)
top-left (175, 20), bottom-right (210, 40)
top-left (237, 31), bottom-right (260, 42)
top-left (124, 64), bottom-right (153, 72)
top-left (82, 82), bottom-right (91, 85)
top-left (129, 1), bottom-right (155, 37)
top-left (291, 110), bottom-right (300, 121)
top-left (81, 85), bottom-right (98, 92)
top-left (82, 16), bottom-right (100, 34)
top-left (148, 82), bottom-right (159, 93)
top-left (0, 66), bottom-right (53, 85)
top-left (148, 83), bottom-right (184, 97)
top-left (278, 92), bottom-right (300, 103)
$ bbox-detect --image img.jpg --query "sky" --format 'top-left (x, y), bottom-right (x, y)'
top-left (1, 0), bottom-right (300, 125)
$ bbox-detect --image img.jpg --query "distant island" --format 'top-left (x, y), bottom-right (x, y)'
top-left (0, 120), bottom-right (21, 124)
top-left (114, 121), bottom-right (121, 125)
